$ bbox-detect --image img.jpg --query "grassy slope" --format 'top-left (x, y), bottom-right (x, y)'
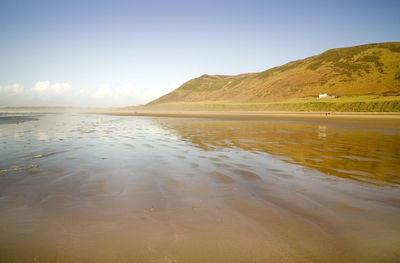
top-left (144, 96), bottom-right (400, 112)
top-left (147, 42), bottom-right (400, 112)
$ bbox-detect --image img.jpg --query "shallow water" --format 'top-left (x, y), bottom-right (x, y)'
top-left (0, 113), bottom-right (399, 262)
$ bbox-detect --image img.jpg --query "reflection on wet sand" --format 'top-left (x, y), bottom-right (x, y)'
top-left (0, 113), bottom-right (399, 262)
top-left (158, 119), bottom-right (400, 186)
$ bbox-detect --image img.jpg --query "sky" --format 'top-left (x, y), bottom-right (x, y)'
top-left (0, 0), bottom-right (399, 107)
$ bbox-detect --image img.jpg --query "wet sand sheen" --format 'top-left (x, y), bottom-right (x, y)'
top-left (211, 171), bottom-right (235, 183)
top-left (91, 110), bottom-right (400, 131)
top-left (0, 112), bottom-right (399, 262)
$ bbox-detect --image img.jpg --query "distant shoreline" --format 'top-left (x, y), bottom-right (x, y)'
top-left (1, 107), bottom-right (399, 130)
top-left (90, 110), bottom-right (400, 131)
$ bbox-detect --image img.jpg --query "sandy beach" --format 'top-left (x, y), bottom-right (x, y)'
top-left (0, 111), bottom-right (399, 262)
top-left (90, 109), bottom-right (400, 131)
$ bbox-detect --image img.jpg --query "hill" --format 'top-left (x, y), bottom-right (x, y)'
top-left (147, 42), bottom-right (400, 112)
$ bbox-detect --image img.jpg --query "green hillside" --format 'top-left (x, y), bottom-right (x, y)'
top-left (147, 42), bottom-right (400, 111)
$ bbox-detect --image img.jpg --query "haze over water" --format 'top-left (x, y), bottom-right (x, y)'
top-left (0, 112), bottom-right (399, 262)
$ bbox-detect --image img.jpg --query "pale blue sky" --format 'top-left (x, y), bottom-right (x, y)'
top-left (0, 0), bottom-right (399, 106)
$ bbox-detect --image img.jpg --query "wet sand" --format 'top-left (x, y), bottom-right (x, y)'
top-left (91, 110), bottom-right (400, 131)
top-left (0, 112), bottom-right (399, 262)
top-left (0, 114), bottom-right (39, 125)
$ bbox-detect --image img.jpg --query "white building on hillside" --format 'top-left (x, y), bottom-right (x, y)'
top-left (318, 93), bottom-right (339, 99)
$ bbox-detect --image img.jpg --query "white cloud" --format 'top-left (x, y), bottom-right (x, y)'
top-left (0, 83), bottom-right (24, 94)
top-left (0, 81), bottom-right (159, 107)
